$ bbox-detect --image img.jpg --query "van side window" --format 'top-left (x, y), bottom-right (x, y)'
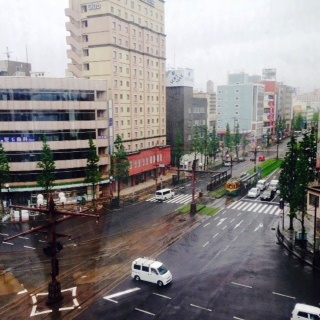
top-left (134, 264), bottom-right (141, 270)
top-left (297, 311), bottom-right (308, 318)
top-left (310, 315), bottom-right (320, 320)
top-left (151, 268), bottom-right (158, 275)
top-left (142, 266), bottom-right (149, 272)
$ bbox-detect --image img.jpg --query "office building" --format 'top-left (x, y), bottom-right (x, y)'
top-left (0, 76), bottom-right (109, 204)
top-left (166, 69), bottom-right (207, 164)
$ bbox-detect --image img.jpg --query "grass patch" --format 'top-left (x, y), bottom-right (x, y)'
top-left (176, 204), bottom-right (219, 216)
top-left (247, 159), bottom-right (283, 177)
top-left (212, 188), bottom-right (226, 198)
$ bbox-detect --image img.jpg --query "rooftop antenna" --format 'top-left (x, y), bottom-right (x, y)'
top-left (2, 47), bottom-right (13, 60)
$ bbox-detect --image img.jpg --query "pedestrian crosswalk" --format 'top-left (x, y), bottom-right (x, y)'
top-left (227, 200), bottom-right (282, 216)
top-left (146, 194), bottom-right (197, 204)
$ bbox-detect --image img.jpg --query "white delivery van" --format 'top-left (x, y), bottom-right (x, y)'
top-left (131, 257), bottom-right (172, 286)
top-left (269, 179), bottom-right (279, 192)
top-left (291, 303), bottom-right (320, 320)
top-left (155, 188), bottom-right (175, 202)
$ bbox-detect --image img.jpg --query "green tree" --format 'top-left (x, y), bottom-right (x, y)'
top-left (0, 143), bottom-right (10, 214)
top-left (111, 134), bottom-right (130, 201)
top-left (233, 122), bottom-right (241, 158)
top-left (225, 123), bottom-right (233, 151)
top-left (208, 126), bottom-right (220, 164)
top-left (293, 113), bottom-right (304, 131)
top-left (173, 129), bottom-right (184, 181)
top-left (85, 138), bottom-right (102, 203)
top-left (241, 133), bottom-right (249, 156)
top-left (190, 126), bottom-right (202, 167)
top-left (201, 126), bottom-right (211, 170)
top-left (279, 135), bottom-right (301, 230)
top-left (37, 136), bottom-right (56, 206)
top-left (299, 130), bottom-right (317, 182)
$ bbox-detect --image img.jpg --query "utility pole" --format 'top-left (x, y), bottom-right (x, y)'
top-left (190, 159), bottom-right (197, 215)
top-left (4, 194), bottom-right (99, 305)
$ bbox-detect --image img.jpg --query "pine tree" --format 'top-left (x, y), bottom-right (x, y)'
top-left (37, 136), bottom-right (56, 206)
top-left (225, 123), bottom-right (233, 151)
top-left (85, 138), bottom-right (102, 203)
top-left (234, 122), bottom-right (241, 158)
top-left (0, 143), bottom-right (10, 214)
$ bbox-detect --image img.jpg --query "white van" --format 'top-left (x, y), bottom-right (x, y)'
top-left (269, 179), bottom-right (279, 191)
top-left (291, 303), bottom-right (320, 319)
top-left (155, 188), bottom-right (175, 202)
top-left (131, 257), bottom-right (172, 286)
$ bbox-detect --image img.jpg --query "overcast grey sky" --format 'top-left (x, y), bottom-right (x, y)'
top-left (1, 0), bottom-right (319, 93)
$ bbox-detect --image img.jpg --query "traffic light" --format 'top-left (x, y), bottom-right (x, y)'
top-left (279, 199), bottom-right (284, 210)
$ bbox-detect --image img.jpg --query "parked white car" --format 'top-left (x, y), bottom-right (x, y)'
top-left (247, 187), bottom-right (260, 198)
top-left (256, 179), bottom-right (267, 191)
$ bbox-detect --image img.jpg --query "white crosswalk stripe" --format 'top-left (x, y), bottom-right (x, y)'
top-left (228, 200), bottom-right (280, 216)
top-left (146, 194), bottom-right (197, 204)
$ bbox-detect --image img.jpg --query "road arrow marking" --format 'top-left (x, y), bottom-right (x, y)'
top-left (103, 287), bottom-right (141, 303)
top-left (234, 220), bottom-right (243, 229)
top-left (217, 218), bottom-right (226, 226)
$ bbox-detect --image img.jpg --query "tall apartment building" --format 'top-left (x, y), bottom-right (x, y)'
top-left (0, 76), bottom-right (109, 205)
top-left (65, 0), bottom-right (170, 185)
top-left (217, 72), bottom-right (264, 143)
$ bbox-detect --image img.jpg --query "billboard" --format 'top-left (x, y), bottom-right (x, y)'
top-left (262, 68), bottom-right (277, 80)
top-left (166, 69), bottom-right (194, 88)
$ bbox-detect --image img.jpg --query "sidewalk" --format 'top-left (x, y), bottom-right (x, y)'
top-left (277, 206), bottom-right (320, 270)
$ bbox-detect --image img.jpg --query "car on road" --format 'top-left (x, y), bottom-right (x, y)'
top-left (247, 187), bottom-right (260, 198)
top-left (258, 156), bottom-right (265, 161)
top-left (256, 179), bottom-right (267, 191)
top-left (260, 189), bottom-right (274, 201)
top-left (269, 179), bottom-right (279, 192)
top-left (291, 303), bottom-right (320, 320)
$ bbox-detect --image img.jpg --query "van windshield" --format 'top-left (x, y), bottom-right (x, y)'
top-left (157, 264), bottom-right (168, 275)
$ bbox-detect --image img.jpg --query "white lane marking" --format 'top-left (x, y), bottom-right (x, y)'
top-left (0, 233), bottom-right (9, 236)
top-left (19, 236), bottom-right (29, 239)
top-left (264, 205), bottom-right (273, 214)
top-left (242, 203), bottom-right (252, 211)
top-left (103, 287), bottom-right (141, 303)
top-left (237, 212), bottom-right (242, 216)
top-left (254, 223), bottom-right (263, 232)
top-left (233, 317), bottom-right (245, 320)
top-left (247, 203), bottom-right (258, 211)
top-left (258, 205), bottom-right (266, 213)
top-left (253, 203), bottom-right (263, 212)
top-left (269, 206), bottom-right (278, 215)
top-left (234, 220), bottom-right (243, 229)
top-left (272, 292), bottom-right (296, 299)
top-left (237, 202), bottom-right (247, 210)
top-left (153, 293), bottom-right (171, 299)
top-left (230, 219), bottom-right (235, 223)
top-left (190, 304), bottom-right (212, 312)
top-left (231, 282), bottom-right (252, 289)
top-left (221, 210), bottom-right (226, 215)
top-left (217, 218), bottom-right (226, 226)
top-left (24, 246), bottom-right (36, 250)
top-left (229, 202), bottom-right (241, 210)
top-left (203, 241), bottom-right (209, 247)
top-left (39, 240), bottom-right (46, 243)
top-left (275, 209), bottom-right (281, 216)
top-left (213, 233), bottom-right (219, 239)
top-left (222, 225), bottom-right (227, 230)
top-left (2, 242), bottom-right (14, 245)
top-left (232, 236), bottom-right (238, 242)
top-left (135, 308), bottom-right (155, 316)
top-left (204, 223), bottom-right (210, 227)
top-left (214, 216), bottom-right (219, 220)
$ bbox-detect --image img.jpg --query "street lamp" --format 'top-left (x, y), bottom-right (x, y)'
top-left (5, 183), bottom-right (10, 206)
top-left (109, 176), bottom-right (114, 209)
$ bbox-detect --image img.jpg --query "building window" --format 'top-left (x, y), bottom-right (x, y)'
top-left (84, 63), bottom-right (90, 71)
top-left (82, 20), bottom-right (88, 28)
